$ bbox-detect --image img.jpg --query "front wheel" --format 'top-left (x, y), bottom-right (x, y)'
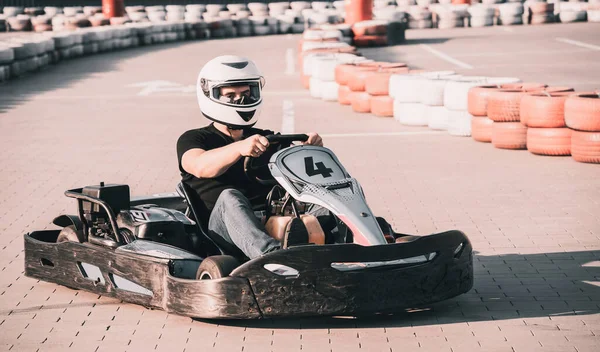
top-left (196, 255), bottom-right (240, 280)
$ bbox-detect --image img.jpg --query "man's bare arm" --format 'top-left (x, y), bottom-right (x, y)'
top-left (181, 135), bottom-right (270, 178)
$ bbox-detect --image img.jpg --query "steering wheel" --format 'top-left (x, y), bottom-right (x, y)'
top-left (244, 134), bottom-right (309, 185)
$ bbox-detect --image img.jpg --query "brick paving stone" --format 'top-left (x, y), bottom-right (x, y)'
top-left (1, 28), bottom-right (600, 352)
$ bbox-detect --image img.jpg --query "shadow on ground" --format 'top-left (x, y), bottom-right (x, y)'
top-left (200, 250), bottom-right (600, 329)
top-left (0, 40), bottom-right (200, 114)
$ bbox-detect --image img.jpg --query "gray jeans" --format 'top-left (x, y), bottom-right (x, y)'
top-left (208, 189), bottom-right (329, 259)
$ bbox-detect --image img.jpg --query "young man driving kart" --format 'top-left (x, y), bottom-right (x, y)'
top-left (177, 55), bottom-right (324, 259)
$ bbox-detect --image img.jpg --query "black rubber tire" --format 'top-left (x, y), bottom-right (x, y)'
top-left (196, 255), bottom-right (240, 280)
top-left (56, 225), bottom-right (84, 243)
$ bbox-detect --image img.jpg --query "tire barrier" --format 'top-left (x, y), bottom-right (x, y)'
top-left (472, 116), bottom-right (495, 143)
top-left (295, 15), bottom-right (599, 165)
top-left (492, 121), bottom-right (528, 150)
top-left (4, 1), bottom-right (599, 37)
top-left (527, 127), bottom-right (572, 156)
top-left (370, 95), bottom-right (394, 117)
top-left (565, 93), bottom-right (600, 132)
top-left (571, 131), bottom-right (600, 164)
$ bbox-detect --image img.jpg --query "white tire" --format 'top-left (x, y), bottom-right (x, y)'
top-left (186, 5), bottom-right (206, 13)
top-left (438, 18), bottom-right (465, 28)
top-left (389, 74), bottom-right (426, 102)
top-left (228, 4), bottom-right (248, 13)
top-left (237, 24), bottom-right (254, 36)
top-left (589, 10), bottom-right (600, 23)
top-left (249, 16), bottom-right (268, 25)
top-left (470, 16), bottom-right (494, 27)
top-left (0, 45), bottom-right (15, 65)
top-left (0, 65), bottom-right (9, 82)
top-left (559, 10), bottom-right (587, 23)
top-left (10, 61), bottom-right (23, 78)
top-left (309, 77), bottom-right (323, 98)
top-left (468, 5), bottom-right (495, 17)
top-left (43, 7), bottom-right (62, 17)
top-left (447, 110), bottom-right (473, 137)
top-left (291, 1), bottom-right (312, 11)
top-left (146, 6), bottom-right (165, 13)
top-left (408, 19), bottom-right (433, 29)
top-left (499, 3), bottom-right (524, 16)
top-left (206, 4), bottom-right (226, 14)
top-left (63, 7), bottom-right (83, 16)
top-left (301, 41), bottom-right (349, 52)
top-left (279, 22), bottom-right (292, 33)
top-left (333, 1), bottom-right (346, 10)
top-left (499, 15), bottom-right (523, 25)
top-left (254, 25), bottom-right (272, 35)
top-left (443, 78), bottom-right (489, 111)
top-left (292, 23), bottom-right (305, 33)
top-left (321, 81), bottom-right (339, 101)
top-left (408, 8), bottom-right (432, 20)
top-left (303, 28), bottom-right (342, 41)
top-left (428, 106), bottom-right (450, 130)
top-left (166, 5), bottom-right (185, 12)
top-left (374, 8), bottom-right (407, 21)
top-left (395, 101), bottom-right (428, 126)
top-left (419, 76), bottom-right (459, 106)
top-left (3, 7), bottom-right (24, 16)
top-left (248, 3), bottom-right (268, 12)
top-left (421, 71), bottom-right (456, 79)
top-left (313, 57), bottom-right (342, 81)
top-left (6, 41), bottom-right (34, 60)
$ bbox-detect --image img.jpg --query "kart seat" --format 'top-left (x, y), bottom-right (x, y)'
top-left (177, 182), bottom-right (248, 261)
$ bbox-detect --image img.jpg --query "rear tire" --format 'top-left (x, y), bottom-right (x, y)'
top-left (196, 255), bottom-right (240, 280)
top-left (56, 225), bottom-right (84, 243)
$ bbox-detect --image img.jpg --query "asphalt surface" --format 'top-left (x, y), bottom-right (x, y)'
top-left (0, 23), bottom-right (599, 352)
top-left (365, 22), bottom-right (600, 91)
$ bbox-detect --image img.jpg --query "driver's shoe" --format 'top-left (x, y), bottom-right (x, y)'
top-left (282, 217), bottom-right (309, 249)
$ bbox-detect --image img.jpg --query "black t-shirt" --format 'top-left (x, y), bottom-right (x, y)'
top-left (176, 123), bottom-right (274, 213)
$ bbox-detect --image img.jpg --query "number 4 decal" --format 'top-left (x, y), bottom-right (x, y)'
top-left (304, 157), bottom-right (334, 178)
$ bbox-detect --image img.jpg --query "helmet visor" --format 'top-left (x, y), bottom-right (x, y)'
top-left (206, 79), bottom-right (263, 107)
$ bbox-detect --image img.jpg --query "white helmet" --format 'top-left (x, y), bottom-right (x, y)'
top-left (196, 55), bottom-right (265, 129)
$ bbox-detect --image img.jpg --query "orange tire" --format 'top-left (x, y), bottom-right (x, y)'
top-left (501, 82), bottom-right (547, 92)
top-left (492, 122), bottom-right (528, 150)
top-left (353, 35), bottom-right (388, 47)
top-left (487, 90), bottom-right (528, 122)
top-left (297, 38), bottom-right (340, 53)
top-left (468, 85), bottom-right (503, 117)
top-left (348, 66), bottom-right (409, 92)
top-left (352, 23), bottom-right (388, 36)
top-left (370, 96), bottom-right (394, 117)
top-left (301, 74), bottom-right (310, 89)
top-left (527, 128), bottom-right (572, 156)
top-left (564, 93), bottom-right (600, 132)
top-left (298, 47), bottom-right (358, 75)
top-left (571, 131), bottom-right (600, 163)
top-left (541, 86), bottom-right (575, 94)
top-left (350, 92), bottom-right (371, 113)
top-left (335, 62), bottom-right (382, 85)
top-left (520, 93), bottom-right (574, 128)
top-left (338, 85), bottom-right (352, 105)
top-left (365, 72), bottom-right (408, 96)
top-left (471, 116), bottom-right (495, 143)
top-left (335, 62), bottom-right (405, 85)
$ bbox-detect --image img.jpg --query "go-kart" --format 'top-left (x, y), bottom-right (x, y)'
top-left (23, 134), bottom-right (473, 319)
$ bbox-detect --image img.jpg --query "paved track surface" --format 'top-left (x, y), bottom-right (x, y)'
top-left (1, 23), bottom-right (599, 352)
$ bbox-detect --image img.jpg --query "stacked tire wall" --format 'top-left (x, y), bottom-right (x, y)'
top-left (298, 26), bottom-right (600, 164)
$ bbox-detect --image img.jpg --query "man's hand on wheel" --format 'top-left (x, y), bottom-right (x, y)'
top-left (238, 135), bottom-right (270, 157)
top-left (304, 132), bottom-right (323, 147)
